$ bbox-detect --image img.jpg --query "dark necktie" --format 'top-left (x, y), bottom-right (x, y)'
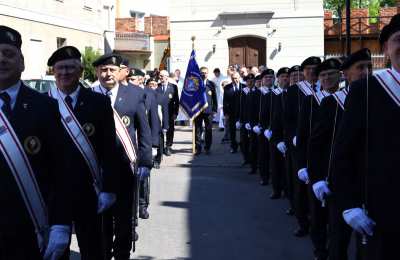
top-left (0, 92), bottom-right (12, 118)
top-left (65, 95), bottom-right (73, 110)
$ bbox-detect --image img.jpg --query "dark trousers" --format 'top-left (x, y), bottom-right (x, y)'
top-left (364, 228), bottom-right (399, 260)
top-left (228, 116), bottom-right (238, 150)
top-left (258, 135), bottom-right (270, 182)
top-left (240, 128), bottom-right (250, 163)
top-left (284, 144), bottom-right (297, 209)
top-left (249, 132), bottom-right (258, 172)
top-left (166, 116), bottom-right (175, 147)
top-left (270, 142), bottom-right (286, 195)
top-left (194, 113), bottom-right (213, 151)
top-left (328, 194), bottom-right (354, 260)
top-left (294, 173), bottom-right (309, 229)
top-left (155, 132), bottom-right (164, 163)
top-left (0, 229), bottom-right (42, 260)
top-left (308, 186), bottom-right (328, 259)
top-left (139, 176), bottom-right (150, 208)
top-left (103, 165), bottom-right (138, 260)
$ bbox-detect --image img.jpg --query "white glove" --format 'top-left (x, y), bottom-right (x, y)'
top-left (43, 225), bottom-right (71, 260)
top-left (343, 208), bottom-right (376, 236)
top-left (293, 136), bottom-right (297, 147)
top-left (152, 148), bottom-right (158, 157)
top-left (276, 142), bottom-right (287, 155)
top-left (97, 192), bottom-right (116, 213)
top-left (162, 128), bottom-right (168, 134)
top-left (245, 123), bottom-right (251, 130)
top-left (235, 121), bottom-right (242, 129)
top-left (297, 168), bottom-right (310, 184)
top-left (264, 129), bottom-right (272, 140)
top-left (253, 125), bottom-right (262, 135)
top-left (312, 181), bottom-right (331, 202)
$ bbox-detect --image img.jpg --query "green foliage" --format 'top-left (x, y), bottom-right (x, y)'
top-left (324, 0), bottom-right (397, 16)
top-left (82, 47), bottom-right (101, 83)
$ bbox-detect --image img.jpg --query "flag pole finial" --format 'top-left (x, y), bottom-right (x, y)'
top-left (191, 35), bottom-right (196, 50)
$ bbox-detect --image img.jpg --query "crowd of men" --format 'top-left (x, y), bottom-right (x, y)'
top-left (0, 13), bottom-right (399, 260)
top-left (218, 14), bottom-right (399, 260)
top-left (0, 24), bottom-right (182, 260)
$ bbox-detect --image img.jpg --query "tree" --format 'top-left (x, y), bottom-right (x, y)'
top-left (82, 47), bottom-right (101, 83)
top-left (324, 0), bottom-right (397, 16)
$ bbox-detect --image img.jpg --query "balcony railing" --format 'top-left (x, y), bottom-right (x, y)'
top-left (324, 16), bottom-right (393, 36)
top-left (115, 32), bottom-right (150, 52)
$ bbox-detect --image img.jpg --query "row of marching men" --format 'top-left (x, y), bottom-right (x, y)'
top-left (0, 25), bottom-right (180, 260)
top-left (223, 14), bottom-right (400, 260)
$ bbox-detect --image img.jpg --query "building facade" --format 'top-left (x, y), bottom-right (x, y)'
top-left (0, 0), bottom-right (115, 79)
top-left (169, 0), bottom-right (324, 74)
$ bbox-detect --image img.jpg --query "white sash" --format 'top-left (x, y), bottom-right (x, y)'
top-left (260, 87), bottom-right (270, 95)
top-left (297, 81), bottom-right (314, 96)
top-left (92, 85), bottom-right (137, 164)
top-left (49, 88), bottom-right (102, 194)
top-left (314, 90), bottom-right (330, 105)
top-left (272, 88), bottom-right (283, 95)
top-left (374, 69), bottom-right (400, 107)
top-left (332, 88), bottom-right (348, 110)
top-left (0, 111), bottom-right (48, 242)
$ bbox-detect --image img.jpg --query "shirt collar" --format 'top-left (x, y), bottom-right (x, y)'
top-left (0, 80), bottom-right (21, 109)
top-left (58, 85), bottom-right (81, 108)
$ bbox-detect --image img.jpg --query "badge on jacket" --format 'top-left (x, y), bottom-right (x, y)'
top-left (24, 136), bottom-right (41, 155)
top-left (122, 116), bottom-right (131, 127)
top-left (169, 93), bottom-right (173, 99)
top-left (208, 90), bottom-right (212, 96)
top-left (83, 123), bottom-right (95, 137)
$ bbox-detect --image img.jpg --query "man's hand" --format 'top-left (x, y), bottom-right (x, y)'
top-left (138, 167), bottom-right (151, 180)
top-left (293, 136), bottom-right (297, 147)
top-left (43, 225), bottom-right (71, 260)
top-left (264, 129), bottom-right (272, 140)
top-left (343, 208), bottom-right (376, 236)
top-left (297, 168), bottom-right (310, 184)
top-left (235, 121), bottom-right (242, 129)
top-left (312, 181), bottom-right (331, 202)
top-left (276, 142), bottom-right (287, 155)
top-left (245, 123), bottom-right (252, 131)
top-left (97, 192), bottom-right (116, 214)
top-left (253, 125), bottom-right (262, 135)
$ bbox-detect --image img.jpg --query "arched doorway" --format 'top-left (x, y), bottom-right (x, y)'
top-left (228, 36), bottom-right (266, 67)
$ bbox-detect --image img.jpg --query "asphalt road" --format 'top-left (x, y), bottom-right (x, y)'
top-left (71, 126), bottom-right (314, 260)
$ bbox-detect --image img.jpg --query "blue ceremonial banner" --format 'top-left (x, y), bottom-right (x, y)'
top-left (179, 50), bottom-right (208, 120)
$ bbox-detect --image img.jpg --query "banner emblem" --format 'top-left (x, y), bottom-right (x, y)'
top-left (83, 123), bottom-right (95, 137)
top-left (24, 136), bottom-right (41, 155)
top-left (122, 116), bottom-right (131, 127)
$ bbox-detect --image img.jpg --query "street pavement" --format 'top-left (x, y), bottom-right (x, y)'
top-left (71, 126), bottom-right (314, 260)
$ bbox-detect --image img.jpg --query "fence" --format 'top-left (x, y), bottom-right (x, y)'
top-left (325, 53), bottom-right (386, 70)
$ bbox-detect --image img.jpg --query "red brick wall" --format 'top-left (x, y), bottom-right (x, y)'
top-left (116, 18), bottom-right (137, 32)
top-left (144, 16), bottom-right (170, 36)
top-left (379, 7), bottom-right (398, 29)
top-left (341, 8), bottom-right (369, 34)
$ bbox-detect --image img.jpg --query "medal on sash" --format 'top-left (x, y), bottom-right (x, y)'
top-left (92, 85), bottom-right (137, 166)
top-left (374, 69), bottom-right (400, 107)
top-left (49, 87), bottom-right (102, 194)
top-left (0, 110), bottom-right (49, 246)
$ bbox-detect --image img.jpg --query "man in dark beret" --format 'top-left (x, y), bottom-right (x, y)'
top-left (0, 26), bottom-right (73, 259)
top-left (92, 53), bottom-right (152, 259)
top-left (331, 13), bottom-right (400, 260)
top-left (47, 46), bottom-right (118, 259)
top-left (341, 48), bottom-right (372, 85)
top-left (302, 58), bottom-right (341, 260)
top-left (118, 58), bottom-right (130, 86)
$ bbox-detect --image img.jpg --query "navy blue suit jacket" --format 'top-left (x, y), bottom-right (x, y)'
top-left (143, 87), bottom-right (161, 147)
top-left (113, 84), bottom-right (152, 168)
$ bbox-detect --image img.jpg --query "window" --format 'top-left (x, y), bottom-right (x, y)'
top-left (56, 37), bottom-right (67, 49)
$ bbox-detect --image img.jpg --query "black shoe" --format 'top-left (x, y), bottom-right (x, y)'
top-left (165, 147), bottom-right (172, 156)
top-left (139, 207), bottom-right (149, 219)
top-left (205, 149), bottom-right (211, 155)
top-left (286, 208), bottom-right (295, 215)
top-left (293, 227), bottom-right (309, 237)
top-left (260, 180), bottom-right (269, 186)
top-left (269, 192), bottom-right (281, 199)
top-left (230, 149), bottom-right (237, 153)
top-left (153, 161), bottom-right (160, 169)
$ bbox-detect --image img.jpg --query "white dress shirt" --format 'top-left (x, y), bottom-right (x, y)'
top-left (0, 80), bottom-right (21, 110)
top-left (58, 85), bottom-right (81, 109)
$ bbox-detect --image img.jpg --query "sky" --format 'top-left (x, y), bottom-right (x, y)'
top-left (128, 0), bottom-right (169, 16)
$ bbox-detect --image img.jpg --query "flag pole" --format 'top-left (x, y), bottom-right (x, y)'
top-left (191, 35), bottom-right (196, 154)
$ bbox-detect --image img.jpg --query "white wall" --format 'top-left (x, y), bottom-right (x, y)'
top-left (0, 0), bottom-right (116, 78)
top-left (169, 0), bottom-right (324, 75)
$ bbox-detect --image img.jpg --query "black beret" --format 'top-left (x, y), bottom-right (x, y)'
top-left (341, 48), bottom-right (371, 70)
top-left (120, 58), bottom-right (129, 68)
top-left (132, 68), bottom-right (145, 76)
top-left (379, 14), bottom-right (400, 45)
top-left (244, 73), bottom-right (255, 81)
top-left (0, 26), bottom-right (22, 49)
top-left (47, 46), bottom-right (81, 66)
top-left (316, 58), bottom-right (341, 76)
top-left (289, 65), bottom-right (302, 74)
top-left (301, 56), bottom-right (321, 70)
top-left (255, 74), bottom-right (262, 80)
top-left (277, 67), bottom-right (290, 77)
top-left (261, 69), bottom-right (275, 77)
top-left (92, 53), bottom-right (122, 67)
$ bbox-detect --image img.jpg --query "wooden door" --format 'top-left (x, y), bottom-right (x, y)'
top-left (228, 36), bottom-right (266, 67)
